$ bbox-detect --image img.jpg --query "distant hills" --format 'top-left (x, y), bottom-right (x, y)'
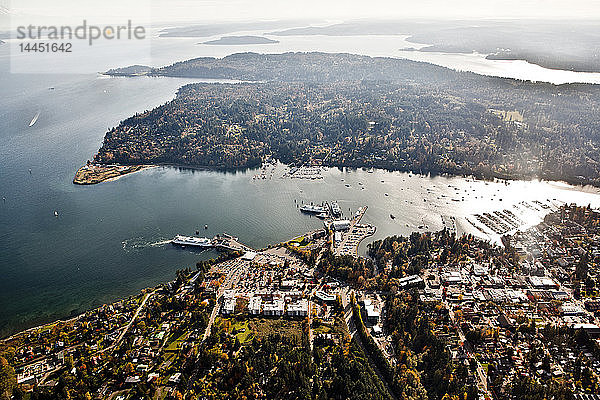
top-left (158, 20), bottom-right (313, 38)
top-left (201, 36), bottom-right (279, 45)
top-left (268, 19), bottom-right (600, 73)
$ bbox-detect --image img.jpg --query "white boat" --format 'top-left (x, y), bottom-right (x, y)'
top-left (171, 235), bottom-right (212, 247)
top-left (300, 204), bottom-right (326, 214)
top-left (29, 111), bottom-right (40, 127)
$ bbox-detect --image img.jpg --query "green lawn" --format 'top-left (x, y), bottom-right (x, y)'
top-left (165, 331), bottom-right (189, 352)
top-left (312, 321), bottom-right (333, 335)
top-left (230, 320), bottom-right (253, 344)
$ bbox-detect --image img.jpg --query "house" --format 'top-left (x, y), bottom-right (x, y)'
top-left (397, 275), bottom-right (424, 289)
top-left (242, 251), bottom-right (257, 261)
top-left (315, 290), bottom-right (336, 304)
top-left (364, 303), bottom-right (380, 325)
top-left (221, 296), bottom-right (236, 315)
top-left (334, 231), bottom-right (342, 244)
top-left (442, 271), bottom-right (462, 285)
top-left (168, 373), bottom-right (182, 385)
top-left (572, 323), bottom-right (600, 338)
top-left (528, 276), bottom-right (559, 289)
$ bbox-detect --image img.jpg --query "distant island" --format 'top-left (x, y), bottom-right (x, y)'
top-left (157, 20), bottom-right (310, 37)
top-left (104, 64), bottom-right (153, 76)
top-left (201, 35), bottom-right (279, 45)
top-left (268, 19), bottom-right (600, 73)
top-left (84, 52), bottom-right (600, 186)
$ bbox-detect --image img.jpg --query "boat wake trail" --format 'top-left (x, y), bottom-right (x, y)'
top-left (150, 239), bottom-right (172, 247)
top-left (122, 236), bottom-right (171, 253)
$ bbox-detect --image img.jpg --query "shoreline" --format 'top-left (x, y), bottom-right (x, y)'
top-left (73, 164), bottom-right (154, 185)
top-left (73, 160), bottom-right (600, 192)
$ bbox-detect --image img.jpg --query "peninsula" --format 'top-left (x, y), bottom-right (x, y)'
top-left (81, 52), bottom-right (600, 186)
top-left (73, 164), bottom-right (150, 185)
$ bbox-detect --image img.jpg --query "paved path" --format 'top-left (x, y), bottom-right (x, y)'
top-left (101, 290), bottom-right (156, 354)
top-left (446, 301), bottom-right (489, 395)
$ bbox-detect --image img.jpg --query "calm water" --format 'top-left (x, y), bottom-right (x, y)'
top-left (2, 32), bottom-right (600, 338)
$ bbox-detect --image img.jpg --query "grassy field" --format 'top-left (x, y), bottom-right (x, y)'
top-left (312, 320), bottom-right (334, 335)
top-left (219, 317), bottom-right (303, 344)
top-left (249, 318), bottom-right (302, 342)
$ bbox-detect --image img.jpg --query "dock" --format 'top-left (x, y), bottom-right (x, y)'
top-left (334, 206), bottom-right (376, 257)
top-left (211, 233), bottom-right (254, 253)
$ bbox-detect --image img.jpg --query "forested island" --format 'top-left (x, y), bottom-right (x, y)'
top-left (89, 52), bottom-right (600, 186)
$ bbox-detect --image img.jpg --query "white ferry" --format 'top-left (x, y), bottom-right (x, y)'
top-left (171, 235), bottom-right (213, 247)
top-left (300, 204), bottom-right (327, 214)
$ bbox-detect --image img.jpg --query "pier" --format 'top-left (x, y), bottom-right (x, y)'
top-left (334, 206), bottom-right (376, 257)
top-left (211, 233), bottom-right (254, 253)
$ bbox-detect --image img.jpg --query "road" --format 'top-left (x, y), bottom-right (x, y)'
top-left (445, 301), bottom-right (490, 396)
top-left (94, 289), bottom-right (156, 355)
top-left (189, 261), bottom-right (246, 389)
top-left (344, 295), bottom-right (398, 400)
top-left (200, 259), bottom-right (248, 343)
top-left (113, 292), bottom-right (154, 350)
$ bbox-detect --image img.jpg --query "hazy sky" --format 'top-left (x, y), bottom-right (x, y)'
top-left (2, 0), bottom-right (600, 27)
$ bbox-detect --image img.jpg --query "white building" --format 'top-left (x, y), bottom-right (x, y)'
top-left (334, 231), bottom-right (342, 244)
top-left (332, 220), bottom-right (351, 231)
top-left (242, 251), bottom-right (257, 261)
top-left (249, 296), bottom-right (262, 315)
top-left (315, 290), bottom-right (336, 304)
top-left (442, 271), bottom-right (462, 285)
top-left (365, 304), bottom-right (380, 325)
top-left (287, 299), bottom-right (309, 317)
top-left (263, 298), bottom-right (285, 316)
top-left (221, 296), bottom-right (236, 315)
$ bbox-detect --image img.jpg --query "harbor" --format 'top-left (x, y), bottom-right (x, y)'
top-left (5, 160), bottom-right (600, 338)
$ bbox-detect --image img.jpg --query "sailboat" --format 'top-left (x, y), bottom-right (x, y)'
top-left (29, 111), bottom-right (40, 127)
